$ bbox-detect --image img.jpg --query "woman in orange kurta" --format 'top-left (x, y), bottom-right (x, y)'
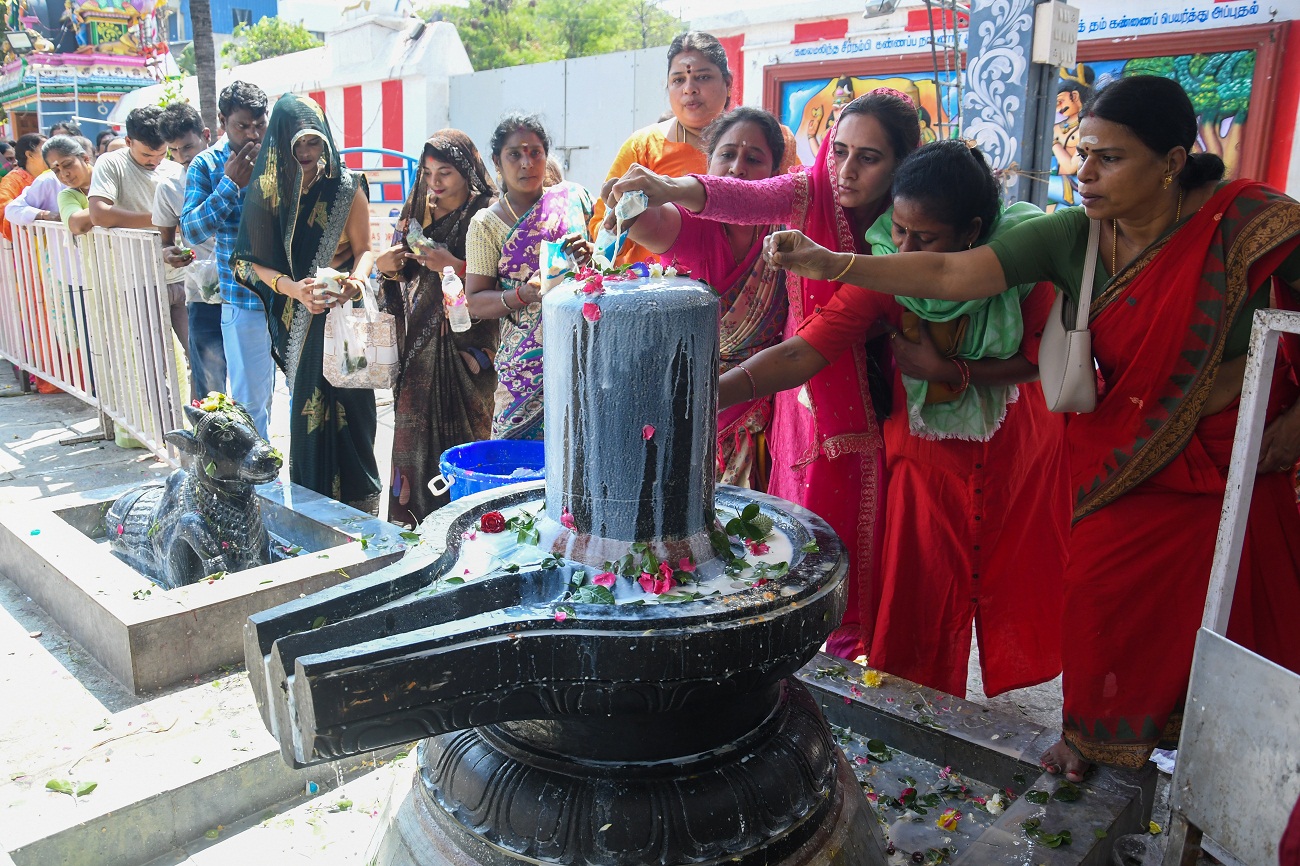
top-left (0, 134), bottom-right (47, 242)
top-left (590, 32), bottom-right (798, 265)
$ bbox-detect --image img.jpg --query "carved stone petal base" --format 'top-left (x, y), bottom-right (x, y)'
top-left (372, 680), bottom-right (888, 866)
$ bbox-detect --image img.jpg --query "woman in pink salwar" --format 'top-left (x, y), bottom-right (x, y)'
top-left (611, 90), bottom-right (921, 658)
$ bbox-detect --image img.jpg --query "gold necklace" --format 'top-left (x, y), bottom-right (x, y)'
top-left (1110, 189), bottom-right (1183, 275)
top-left (502, 192), bottom-right (521, 223)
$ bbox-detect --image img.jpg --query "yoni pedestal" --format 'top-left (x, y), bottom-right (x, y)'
top-left (245, 274), bottom-right (887, 866)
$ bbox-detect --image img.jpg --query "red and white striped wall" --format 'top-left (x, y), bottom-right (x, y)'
top-left (305, 78), bottom-right (426, 204)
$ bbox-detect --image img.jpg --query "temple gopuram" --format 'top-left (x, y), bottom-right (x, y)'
top-left (0, 0), bottom-right (170, 139)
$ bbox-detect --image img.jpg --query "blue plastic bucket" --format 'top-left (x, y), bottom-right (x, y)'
top-left (432, 440), bottom-right (546, 501)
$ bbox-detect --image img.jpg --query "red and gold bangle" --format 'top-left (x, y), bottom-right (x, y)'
top-left (950, 358), bottom-right (971, 394)
top-left (737, 364), bottom-right (758, 400)
top-left (515, 284), bottom-right (527, 307)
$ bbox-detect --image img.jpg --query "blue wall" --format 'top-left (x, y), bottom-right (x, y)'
top-left (174, 0), bottom-right (279, 38)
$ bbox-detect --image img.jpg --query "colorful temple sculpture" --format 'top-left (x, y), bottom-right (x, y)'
top-left (0, 0), bottom-right (170, 139)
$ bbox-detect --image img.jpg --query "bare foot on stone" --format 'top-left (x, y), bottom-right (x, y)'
top-left (1040, 737), bottom-right (1090, 783)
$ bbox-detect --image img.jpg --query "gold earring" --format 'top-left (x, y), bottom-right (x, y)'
top-left (1162, 175), bottom-right (1172, 190)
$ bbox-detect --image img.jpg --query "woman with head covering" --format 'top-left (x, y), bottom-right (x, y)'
top-left (463, 113), bottom-right (593, 441)
top-left (590, 31), bottom-right (800, 266)
top-left (620, 106), bottom-right (789, 489)
top-left (610, 89), bottom-right (923, 659)
top-left (763, 75), bottom-right (1300, 781)
top-left (375, 131), bottom-right (498, 528)
top-left (231, 93), bottom-right (381, 514)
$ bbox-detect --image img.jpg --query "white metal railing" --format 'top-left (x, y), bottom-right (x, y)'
top-left (0, 220), bottom-right (185, 462)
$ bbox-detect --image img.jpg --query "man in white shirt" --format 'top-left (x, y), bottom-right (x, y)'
top-left (154, 102), bottom-right (223, 400)
top-left (88, 105), bottom-right (184, 345)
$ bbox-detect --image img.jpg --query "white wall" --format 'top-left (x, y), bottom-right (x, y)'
top-left (450, 46), bottom-right (669, 194)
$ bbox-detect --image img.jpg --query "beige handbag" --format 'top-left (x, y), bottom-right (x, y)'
top-left (1039, 218), bottom-right (1100, 413)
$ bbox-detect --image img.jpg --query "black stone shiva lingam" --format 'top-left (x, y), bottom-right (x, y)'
top-left (244, 273), bottom-right (888, 865)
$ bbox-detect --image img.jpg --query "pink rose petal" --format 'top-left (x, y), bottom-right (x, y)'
top-left (678, 557), bottom-right (695, 573)
top-left (560, 508), bottom-right (576, 530)
top-left (582, 302), bottom-right (601, 322)
top-left (638, 573), bottom-right (656, 594)
top-left (593, 572), bottom-right (617, 588)
top-left (554, 610), bottom-right (568, 622)
top-left (642, 424), bottom-right (654, 440)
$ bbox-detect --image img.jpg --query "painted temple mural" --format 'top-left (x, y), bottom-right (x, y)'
top-left (1049, 51), bottom-right (1255, 211)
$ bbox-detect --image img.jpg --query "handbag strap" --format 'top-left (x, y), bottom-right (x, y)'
top-left (1075, 219), bottom-right (1101, 330)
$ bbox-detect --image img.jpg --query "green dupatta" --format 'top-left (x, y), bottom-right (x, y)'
top-left (866, 201), bottom-right (1041, 440)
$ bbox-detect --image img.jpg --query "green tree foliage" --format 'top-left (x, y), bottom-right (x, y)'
top-left (220, 17), bottom-right (323, 67)
top-left (421, 0), bottom-right (680, 70)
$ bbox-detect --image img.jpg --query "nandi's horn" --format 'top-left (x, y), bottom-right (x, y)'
top-left (184, 404), bottom-right (205, 427)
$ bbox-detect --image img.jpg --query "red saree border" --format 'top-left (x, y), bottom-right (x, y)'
top-left (1073, 182), bottom-right (1300, 522)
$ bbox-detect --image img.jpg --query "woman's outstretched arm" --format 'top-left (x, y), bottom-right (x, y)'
top-left (764, 229), bottom-right (1010, 302)
top-left (719, 337), bottom-right (829, 410)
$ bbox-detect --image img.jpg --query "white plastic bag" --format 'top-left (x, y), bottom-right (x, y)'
top-left (183, 257), bottom-right (221, 304)
top-left (322, 276), bottom-right (398, 389)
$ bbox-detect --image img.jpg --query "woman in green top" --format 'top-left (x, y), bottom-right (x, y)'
top-left (54, 140), bottom-right (93, 235)
top-left (763, 75), bottom-right (1300, 780)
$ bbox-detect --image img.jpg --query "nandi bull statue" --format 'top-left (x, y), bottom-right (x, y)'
top-left (106, 393), bottom-right (283, 590)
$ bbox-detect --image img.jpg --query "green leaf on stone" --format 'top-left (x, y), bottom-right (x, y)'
top-left (800, 540), bottom-right (820, 553)
top-left (75, 782), bottom-right (96, 796)
top-left (399, 531), bottom-right (420, 541)
top-left (204, 461), bottom-right (216, 476)
top-left (1024, 790), bottom-right (1050, 805)
top-left (45, 779), bottom-right (74, 795)
top-left (205, 829), bottom-right (219, 839)
top-left (444, 577), bottom-right (465, 585)
top-left (503, 564), bottom-right (520, 574)
top-left (1093, 829), bottom-right (1108, 840)
top-left (1053, 781), bottom-right (1082, 802)
top-left (571, 585), bottom-right (616, 605)
top-left (311, 616), bottom-right (326, 629)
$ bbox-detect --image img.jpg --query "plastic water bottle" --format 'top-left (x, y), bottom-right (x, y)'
top-left (441, 267), bottom-right (472, 333)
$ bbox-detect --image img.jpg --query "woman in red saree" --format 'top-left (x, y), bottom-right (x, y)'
top-left (610, 90), bottom-right (923, 658)
top-left (763, 75), bottom-right (1300, 779)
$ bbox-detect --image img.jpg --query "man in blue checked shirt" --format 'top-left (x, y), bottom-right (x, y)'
top-left (180, 81), bottom-right (271, 437)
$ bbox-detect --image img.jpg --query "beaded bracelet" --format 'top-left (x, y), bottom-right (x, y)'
top-left (500, 289), bottom-right (513, 314)
top-left (737, 364), bottom-right (758, 400)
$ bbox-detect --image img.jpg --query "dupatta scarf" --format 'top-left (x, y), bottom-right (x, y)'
top-left (231, 93), bottom-right (380, 511)
top-left (492, 181), bottom-right (593, 440)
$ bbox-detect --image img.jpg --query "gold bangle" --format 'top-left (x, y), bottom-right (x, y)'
top-left (271, 273), bottom-right (287, 294)
top-left (829, 254), bottom-right (855, 283)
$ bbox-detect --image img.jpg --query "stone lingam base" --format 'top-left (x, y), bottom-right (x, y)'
top-left (0, 479), bottom-right (407, 693)
top-left (244, 479), bottom-right (887, 865)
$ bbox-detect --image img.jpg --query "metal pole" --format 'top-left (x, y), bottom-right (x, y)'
top-left (1201, 309), bottom-right (1286, 635)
